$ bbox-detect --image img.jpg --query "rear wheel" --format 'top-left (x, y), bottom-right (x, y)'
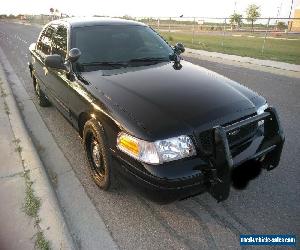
top-left (34, 78), bottom-right (51, 107)
top-left (83, 119), bottom-right (117, 190)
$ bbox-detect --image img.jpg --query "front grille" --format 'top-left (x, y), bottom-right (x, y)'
top-left (198, 114), bottom-right (258, 156)
top-left (227, 122), bottom-right (258, 147)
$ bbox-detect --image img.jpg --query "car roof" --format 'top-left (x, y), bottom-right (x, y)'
top-left (52, 17), bottom-right (146, 28)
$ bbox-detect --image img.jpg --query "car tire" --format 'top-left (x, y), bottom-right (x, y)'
top-left (34, 79), bottom-right (51, 107)
top-left (83, 118), bottom-right (117, 190)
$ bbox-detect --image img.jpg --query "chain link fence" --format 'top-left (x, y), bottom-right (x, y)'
top-left (2, 14), bottom-right (299, 64)
top-left (138, 16), bottom-right (300, 64)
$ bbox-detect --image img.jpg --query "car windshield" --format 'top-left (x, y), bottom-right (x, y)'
top-left (71, 25), bottom-right (174, 71)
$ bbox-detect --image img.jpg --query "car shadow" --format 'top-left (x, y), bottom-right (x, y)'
top-left (231, 160), bottom-right (262, 190)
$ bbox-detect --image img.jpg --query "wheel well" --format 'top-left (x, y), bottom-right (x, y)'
top-left (32, 75), bottom-right (37, 88)
top-left (29, 63), bottom-right (33, 78)
top-left (78, 112), bottom-right (92, 138)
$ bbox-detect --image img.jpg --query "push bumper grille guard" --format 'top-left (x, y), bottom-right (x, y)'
top-left (208, 107), bottom-right (285, 202)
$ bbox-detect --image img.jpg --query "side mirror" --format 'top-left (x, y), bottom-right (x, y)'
top-left (174, 43), bottom-right (185, 55)
top-left (68, 48), bottom-right (81, 63)
top-left (44, 54), bottom-right (66, 70)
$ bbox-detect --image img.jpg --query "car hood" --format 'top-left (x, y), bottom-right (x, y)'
top-left (82, 61), bottom-right (265, 140)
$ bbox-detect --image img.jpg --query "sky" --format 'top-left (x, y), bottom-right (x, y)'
top-left (2, 0), bottom-right (300, 18)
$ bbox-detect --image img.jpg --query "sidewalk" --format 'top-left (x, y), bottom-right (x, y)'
top-left (185, 48), bottom-right (300, 73)
top-left (0, 45), bottom-right (118, 249)
top-left (0, 86), bottom-right (36, 249)
top-left (0, 65), bottom-right (75, 249)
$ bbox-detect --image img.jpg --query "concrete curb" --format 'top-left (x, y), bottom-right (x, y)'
top-left (0, 44), bottom-right (118, 249)
top-left (0, 51), bottom-right (76, 249)
top-left (185, 48), bottom-right (300, 73)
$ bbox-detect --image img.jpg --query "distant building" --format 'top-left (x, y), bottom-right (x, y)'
top-left (289, 6), bottom-right (300, 31)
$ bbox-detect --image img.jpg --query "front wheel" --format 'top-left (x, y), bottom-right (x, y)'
top-left (83, 119), bottom-right (117, 190)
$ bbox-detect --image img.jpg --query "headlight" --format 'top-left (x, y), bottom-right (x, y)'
top-left (257, 103), bottom-right (268, 115)
top-left (117, 133), bottom-right (196, 165)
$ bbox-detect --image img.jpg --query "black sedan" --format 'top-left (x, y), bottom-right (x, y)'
top-left (28, 18), bottom-right (284, 203)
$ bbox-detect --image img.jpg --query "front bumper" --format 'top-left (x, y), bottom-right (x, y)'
top-left (112, 107), bottom-right (284, 203)
top-left (208, 106), bottom-right (284, 201)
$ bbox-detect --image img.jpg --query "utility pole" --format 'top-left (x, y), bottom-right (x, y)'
top-left (276, 2), bottom-right (282, 19)
top-left (275, 2), bottom-right (282, 25)
top-left (288, 0), bottom-right (294, 31)
top-left (288, 0), bottom-right (294, 18)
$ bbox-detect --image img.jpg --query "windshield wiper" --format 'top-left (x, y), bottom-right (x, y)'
top-left (128, 57), bottom-right (168, 63)
top-left (80, 61), bottom-right (128, 68)
top-left (79, 58), bottom-right (168, 70)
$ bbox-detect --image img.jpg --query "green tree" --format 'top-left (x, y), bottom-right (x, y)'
top-left (246, 4), bottom-right (261, 32)
top-left (276, 21), bottom-right (287, 30)
top-left (229, 13), bottom-right (243, 29)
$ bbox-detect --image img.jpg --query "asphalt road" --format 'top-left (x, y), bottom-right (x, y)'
top-left (0, 21), bottom-right (299, 250)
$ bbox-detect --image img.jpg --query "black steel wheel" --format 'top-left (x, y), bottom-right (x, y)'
top-left (83, 118), bottom-right (117, 190)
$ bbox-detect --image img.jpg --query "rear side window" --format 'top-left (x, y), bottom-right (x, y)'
top-left (52, 25), bottom-right (68, 58)
top-left (37, 25), bottom-right (56, 55)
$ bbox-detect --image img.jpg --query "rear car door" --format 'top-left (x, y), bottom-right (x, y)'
top-left (32, 24), bottom-right (56, 96)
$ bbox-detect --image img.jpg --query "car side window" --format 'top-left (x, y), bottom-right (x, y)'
top-left (36, 25), bottom-right (56, 56)
top-left (51, 25), bottom-right (67, 59)
top-left (36, 28), bottom-right (47, 52)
